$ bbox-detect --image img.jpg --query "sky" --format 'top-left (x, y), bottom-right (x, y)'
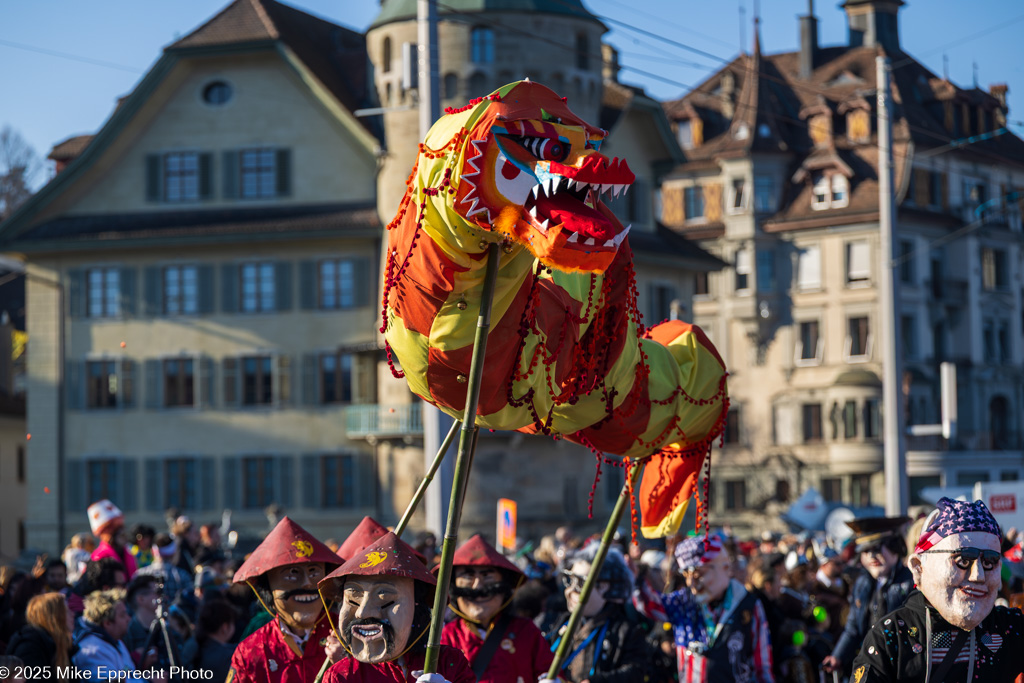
top-left (2, 0), bottom-right (1023, 188)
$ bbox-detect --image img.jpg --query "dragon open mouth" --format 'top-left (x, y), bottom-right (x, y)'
top-left (524, 176), bottom-right (631, 249)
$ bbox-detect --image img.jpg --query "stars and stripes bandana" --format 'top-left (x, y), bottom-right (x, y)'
top-left (915, 497), bottom-right (1002, 554)
top-left (675, 534), bottom-right (724, 572)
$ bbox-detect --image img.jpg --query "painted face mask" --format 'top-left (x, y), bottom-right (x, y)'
top-left (915, 533), bottom-right (1001, 630)
top-left (339, 576), bottom-right (416, 664)
top-left (267, 562), bottom-right (326, 634)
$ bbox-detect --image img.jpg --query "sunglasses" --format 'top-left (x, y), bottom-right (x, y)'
top-left (920, 547), bottom-right (1001, 572)
top-left (561, 571), bottom-right (588, 593)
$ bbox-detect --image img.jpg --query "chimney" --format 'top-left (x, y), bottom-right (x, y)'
top-left (989, 84), bottom-right (1008, 109)
top-left (602, 44), bottom-right (620, 82)
top-left (799, 0), bottom-right (818, 78)
top-left (841, 0), bottom-right (904, 53)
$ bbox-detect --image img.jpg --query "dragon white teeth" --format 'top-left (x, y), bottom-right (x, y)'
top-left (539, 218), bottom-right (550, 232)
top-left (603, 238), bottom-right (616, 248)
top-left (612, 224), bottom-right (631, 246)
top-left (613, 184), bottom-right (624, 198)
top-left (531, 185), bottom-right (541, 199)
top-left (528, 205), bottom-right (539, 218)
top-left (583, 236), bottom-right (596, 246)
top-left (567, 232), bottom-right (580, 243)
top-left (602, 183), bottom-right (613, 195)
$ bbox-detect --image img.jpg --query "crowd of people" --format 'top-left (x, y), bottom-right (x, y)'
top-left (0, 496), bottom-right (1022, 683)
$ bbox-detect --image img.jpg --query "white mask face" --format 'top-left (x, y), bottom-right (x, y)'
top-left (912, 532), bottom-right (1001, 631)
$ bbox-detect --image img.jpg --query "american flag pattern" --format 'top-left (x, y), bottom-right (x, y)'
top-left (929, 629), bottom-right (973, 665)
top-left (914, 497), bottom-right (1001, 553)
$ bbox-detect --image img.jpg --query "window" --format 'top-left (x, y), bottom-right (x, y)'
top-left (847, 316), bottom-right (871, 359)
top-left (929, 171), bottom-right (943, 207)
top-left (163, 358), bottom-right (194, 408)
top-left (243, 456), bottom-right (275, 509)
top-left (863, 398), bottom-right (881, 438)
top-left (471, 27), bottom-right (495, 63)
top-left (677, 120), bottom-right (694, 150)
top-left (990, 396), bottom-right (1009, 449)
top-left (734, 248), bottom-right (751, 292)
top-left (981, 247), bottom-right (1008, 291)
top-left (846, 241), bottom-right (870, 285)
top-left (320, 352), bottom-right (353, 404)
top-left (756, 250), bottom-right (775, 292)
top-left (575, 33), bottom-right (589, 70)
top-left (963, 177), bottom-right (989, 217)
top-left (802, 403), bottom-right (823, 442)
top-left (998, 322), bottom-right (1009, 363)
top-left (812, 174), bottom-right (831, 210)
top-left (163, 265), bottom-right (198, 315)
top-left (242, 356), bottom-right (273, 406)
top-left (796, 245), bottom-right (821, 290)
top-left (88, 268), bottom-right (121, 318)
top-left (164, 152), bottom-right (199, 203)
top-left (902, 315), bottom-right (917, 360)
top-left (241, 262), bottom-right (275, 313)
top-left (694, 272), bottom-right (709, 296)
top-left (443, 73), bottom-right (458, 99)
top-left (684, 186), bottom-right (704, 221)
top-left (164, 458), bottom-right (197, 510)
top-left (202, 81), bottom-right (232, 106)
top-left (382, 37), bottom-right (392, 73)
top-left (648, 284), bottom-right (677, 322)
top-left (811, 173), bottom-right (849, 210)
top-left (899, 240), bottom-right (915, 284)
top-left (957, 471), bottom-right (989, 486)
top-left (843, 400), bottom-right (858, 439)
top-left (724, 407), bottom-right (741, 444)
top-left (468, 72), bottom-right (487, 97)
top-left (319, 259), bottom-right (360, 310)
top-left (240, 149), bottom-right (277, 199)
top-left (821, 477), bottom-right (842, 503)
top-left (831, 176), bottom-right (849, 208)
top-left (754, 175), bottom-right (777, 212)
top-left (983, 320), bottom-right (996, 360)
top-left (851, 473), bottom-right (872, 507)
top-left (321, 455), bottom-right (355, 508)
top-left (724, 480), bottom-right (746, 510)
top-left (87, 460), bottom-right (119, 505)
top-left (87, 359), bottom-right (133, 409)
top-left (729, 178), bottom-right (747, 212)
top-left (797, 320), bottom-right (822, 363)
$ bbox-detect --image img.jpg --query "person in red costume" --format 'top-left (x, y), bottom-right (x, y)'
top-left (88, 499), bottom-right (138, 580)
top-left (440, 534), bottom-right (553, 683)
top-left (228, 517), bottom-right (344, 683)
top-left (319, 532), bottom-right (474, 683)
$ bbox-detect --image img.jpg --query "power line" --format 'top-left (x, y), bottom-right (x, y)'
top-left (0, 38), bottom-right (144, 74)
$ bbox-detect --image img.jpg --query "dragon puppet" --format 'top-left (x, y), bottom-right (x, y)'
top-left (381, 80), bottom-right (728, 538)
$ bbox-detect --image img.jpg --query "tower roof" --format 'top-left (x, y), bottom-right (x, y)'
top-left (371, 0), bottom-right (602, 29)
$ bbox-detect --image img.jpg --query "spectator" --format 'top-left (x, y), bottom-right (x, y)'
top-left (68, 558), bottom-right (127, 619)
top-left (44, 559), bottom-right (70, 596)
top-left (63, 535), bottom-right (95, 584)
top-left (171, 517), bottom-right (200, 575)
top-left (135, 534), bottom-right (193, 605)
top-left (181, 598), bottom-right (238, 681)
top-left (199, 524), bottom-right (222, 558)
top-left (72, 589), bottom-right (136, 678)
top-left (5, 593), bottom-right (76, 672)
top-left (122, 576), bottom-right (182, 669)
top-left (128, 525), bottom-right (156, 570)
top-left (88, 500), bottom-right (137, 580)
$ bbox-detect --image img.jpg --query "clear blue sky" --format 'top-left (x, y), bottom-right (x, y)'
top-left (2, 0), bottom-right (1022, 187)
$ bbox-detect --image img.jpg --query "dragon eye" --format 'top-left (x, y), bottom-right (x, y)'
top-left (514, 136), bottom-right (571, 162)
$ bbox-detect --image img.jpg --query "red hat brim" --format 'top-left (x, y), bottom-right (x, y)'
top-left (319, 532), bottom-right (436, 600)
top-left (233, 517), bottom-right (344, 584)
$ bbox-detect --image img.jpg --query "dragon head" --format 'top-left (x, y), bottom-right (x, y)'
top-left (415, 80), bottom-right (635, 274)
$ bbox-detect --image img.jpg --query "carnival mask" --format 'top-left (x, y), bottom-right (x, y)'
top-left (340, 576), bottom-right (416, 664)
top-left (912, 532), bottom-right (1001, 630)
top-left (452, 566), bottom-right (507, 626)
top-left (685, 552), bottom-right (732, 605)
top-left (267, 562), bottom-right (325, 634)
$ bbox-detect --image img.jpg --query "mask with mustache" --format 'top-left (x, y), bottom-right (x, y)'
top-left (450, 581), bottom-right (512, 601)
top-left (267, 563), bottom-right (326, 636)
top-left (339, 576), bottom-right (416, 664)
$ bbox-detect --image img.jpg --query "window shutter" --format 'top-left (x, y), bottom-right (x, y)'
top-left (197, 265), bottom-right (215, 314)
top-left (275, 262), bottom-right (293, 311)
top-left (198, 356), bottom-right (214, 408)
top-left (119, 267), bottom-right (137, 316)
top-left (847, 241), bottom-right (870, 281)
top-left (68, 269), bottom-right (86, 318)
top-left (352, 258), bottom-right (371, 308)
top-left (120, 359), bottom-right (136, 409)
top-left (199, 458), bottom-right (216, 511)
top-left (299, 260), bottom-right (317, 310)
top-left (797, 245), bottom-right (821, 290)
top-left (355, 454), bottom-right (376, 508)
top-left (302, 354), bottom-right (318, 405)
top-left (67, 459), bottom-right (85, 512)
top-left (120, 459), bottom-right (138, 512)
top-left (223, 458), bottom-right (240, 510)
top-left (274, 354), bottom-right (292, 407)
top-left (146, 154), bottom-right (162, 202)
top-left (223, 358), bottom-right (239, 407)
top-left (635, 178), bottom-right (649, 223)
top-left (145, 459), bottom-right (163, 512)
top-left (302, 455), bottom-right (321, 509)
top-left (276, 149), bottom-right (292, 197)
top-left (143, 266), bottom-right (162, 316)
top-left (277, 456), bottom-right (294, 507)
top-left (198, 152), bottom-right (213, 200)
top-left (66, 360), bottom-right (83, 410)
top-left (145, 359), bottom-right (161, 409)
top-left (221, 264), bottom-right (239, 313)
top-left (222, 151), bottom-right (238, 200)
top-left (352, 354), bottom-right (375, 405)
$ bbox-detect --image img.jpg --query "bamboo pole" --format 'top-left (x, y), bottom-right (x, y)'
top-left (394, 418), bottom-right (461, 538)
top-left (423, 243), bottom-right (502, 673)
top-left (546, 461), bottom-right (642, 680)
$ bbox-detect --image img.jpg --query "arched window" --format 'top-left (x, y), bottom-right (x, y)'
top-left (576, 33), bottom-right (589, 70)
top-left (468, 72), bottom-right (488, 98)
top-left (990, 396), bottom-right (1010, 449)
top-left (443, 73), bottom-right (458, 100)
top-left (471, 26), bottom-right (495, 64)
top-left (383, 37), bottom-right (392, 73)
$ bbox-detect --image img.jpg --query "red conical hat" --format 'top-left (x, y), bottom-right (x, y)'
top-left (233, 517), bottom-right (343, 584)
top-left (450, 534), bottom-right (523, 578)
top-left (337, 516), bottom-right (426, 563)
top-left (319, 532), bottom-right (436, 600)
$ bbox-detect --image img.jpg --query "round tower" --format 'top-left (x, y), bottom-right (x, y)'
top-left (367, 0), bottom-right (607, 220)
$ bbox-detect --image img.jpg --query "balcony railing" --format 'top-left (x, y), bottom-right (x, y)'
top-left (346, 403), bottom-right (423, 439)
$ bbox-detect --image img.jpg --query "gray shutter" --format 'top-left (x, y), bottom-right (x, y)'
top-left (143, 266), bottom-right (162, 316)
top-left (634, 178), bottom-right (649, 223)
top-left (66, 360), bottom-right (83, 410)
top-left (352, 258), bottom-right (371, 308)
top-left (145, 459), bottom-right (163, 512)
top-left (198, 152), bottom-right (213, 200)
top-left (276, 149), bottom-right (291, 197)
top-left (275, 262), bottom-right (293, 311)
top-left (353, 354), bottom-right (374, 404)
top-left (145, 359), bottom-right (161, 409)
top-left (299, 260), bottom-right (317, 310)
top-left (302, 354), bottom-right (318, 406)
top-left (199, 356), bottom-right (214, 408)
top-left (222, 151), bottom-right (238, 200)
top-left (146, 154), bottom-right (162, 202)
top-left (67, 459), bottom-right (85, 512)
top-left (274, 354), bottom-right (292, 407)
top-left (197, 265), bottom-right (215, 314)
top-left (302, 455), bottom-right (321, 509)
top-left (199, 458), bottom-right (216, 510)
top-left (121, 459), bottom-right (138, 512)
top-left (221, 264), bottom-right (239, 313)
top-left (119, 268), bottom-right (137, 317)
top-left (355, 453), bottom-right (376, 508)
top-left (120, 359), bottom-right (136, 409)
top-left (223, 358), bottom-right (239, 407)
top-left (277, 456), bottom-right (293, 507)
top-left (223, 458), bottom-right (239, 510)
top-left (68, 269), bottom-right (86, 318)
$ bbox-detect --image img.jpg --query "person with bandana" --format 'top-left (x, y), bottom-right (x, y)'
top-left (439, 534), bottom-right (553, 683)
top-left (635, 535), bottom-right (774, 683)
top-left (849, 498), bottom-right (1024, 682)
top-left (228, 517), bottom-right (343, 683)
top-left (545, 544), bottom-right (651, 683)
top-left (319, 532), bottom-right (474, 683)
top-left (821, 516), bottom-right (914, 676)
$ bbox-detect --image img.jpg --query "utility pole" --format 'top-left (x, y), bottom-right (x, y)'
top-left (877, 56), bottom-right (908, 515)
top-left (418, 0), bottom-right (454, 538)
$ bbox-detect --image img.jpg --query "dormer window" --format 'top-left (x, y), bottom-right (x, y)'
top-left (678, 120), bottom-right (693, 150)
top-left (832, 176), bottom-right (849, 208)
top-left (812, 175), bottom-right (830, 210)
top-left (811, 173), bottom-right (849, 210)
